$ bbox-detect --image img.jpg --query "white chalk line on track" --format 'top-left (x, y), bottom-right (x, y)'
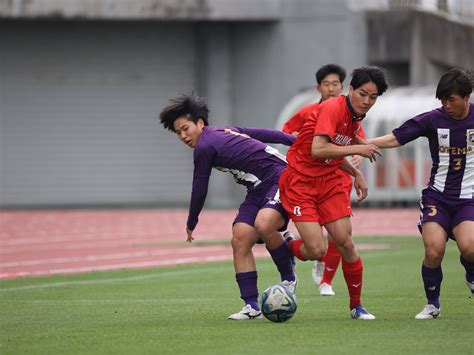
top-left (0, 246), bottom-right (238, 267)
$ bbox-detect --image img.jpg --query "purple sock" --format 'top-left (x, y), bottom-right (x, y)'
top-left (460, 255), bottom-right (474, 283)
top-left (422, 264), bottom-right (442, 308)
top-left (236, 271), bottom-right (259, 310)
top-left (267, 241), bottom-right (296, 282)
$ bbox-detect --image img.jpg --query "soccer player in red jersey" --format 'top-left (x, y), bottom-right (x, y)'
top-left (283, 64), bottom-right (366, 297)
top-left (279, 66), bottom-right (388, 319)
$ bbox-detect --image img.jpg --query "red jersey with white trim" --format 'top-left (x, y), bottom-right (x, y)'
top-left (286, 95), bottom-right (364, 177)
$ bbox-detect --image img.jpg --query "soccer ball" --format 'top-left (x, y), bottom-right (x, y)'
top-left (260, 284), bottom-right (297, 323)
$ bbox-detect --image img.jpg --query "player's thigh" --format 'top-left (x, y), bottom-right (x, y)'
top-left (453, 220), bottom-right (474, 257)
top-left (422, 222), bottom-right (448, 261)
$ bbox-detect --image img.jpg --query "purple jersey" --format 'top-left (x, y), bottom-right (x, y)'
top-left (187, 126), bottom-right (295, 230)
top-left (393, 103), bottom-right (474, 200)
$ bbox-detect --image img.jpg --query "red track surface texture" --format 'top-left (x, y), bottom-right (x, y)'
top-left (0, 209), bottom-right (419, 280)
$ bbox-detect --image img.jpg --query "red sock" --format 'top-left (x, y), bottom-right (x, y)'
top-left (289, 239), bottom-right (307, 261)
top-left (320, 241), bottom-right (341, 285)
top-left (342, 256), bottom-right (363, 309)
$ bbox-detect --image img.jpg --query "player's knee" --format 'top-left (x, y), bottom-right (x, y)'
top-left (305, 244), bottom-right (326, 261)
top-left (424, 247), bottom-right (444, 264)
top-left (335, 237), bottom-right (354, 254)
top-left (231, 233), bottom-right (250, 253)
top-left (459, 247), bottom-right (474, 262)
top-left (254, 216), bottom-right (280, 237)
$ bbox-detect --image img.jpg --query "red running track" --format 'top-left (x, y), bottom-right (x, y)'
top-left (0, 208), bottom-right (419, 280)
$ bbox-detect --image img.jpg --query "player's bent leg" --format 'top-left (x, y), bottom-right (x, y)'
top-left (254, 208), bottom-right (296, 285)
top-left (254, 208), bottom-right (285, 249)
top-left (422, 222), bottom-right (447, 268)
top-left (416, 222), bottom-right (447, 319)
top-left (454, 221), bottom-right (474, 296)
top-left (230, 223), bottom-right (261, 319)
top-left (325, 217), bottom-right (374, 318)
top-left (324, 217), bottom-right (358, 262)
top-left (293, 221), bottom-right (326, 261)
top-left (231, 223), bottom-right (259, 273)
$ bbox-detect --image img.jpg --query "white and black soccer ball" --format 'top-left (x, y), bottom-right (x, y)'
top-left (260, 284), bottom-right (297, 323)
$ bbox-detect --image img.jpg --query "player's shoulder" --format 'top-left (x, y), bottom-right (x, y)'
top-left (299, 102), bottom-right (320, 115)
top-left (319, 95), bottom-right (345, 111)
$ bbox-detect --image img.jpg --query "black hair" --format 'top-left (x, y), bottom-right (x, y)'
top-left (159, 93), bottom-right (209, 132)
top-left (316, 64), bottom-right (346, 85)
top-left (435, 68), bottom-right (473, 100)
top-left (350, 66), bottom-right (389, 96)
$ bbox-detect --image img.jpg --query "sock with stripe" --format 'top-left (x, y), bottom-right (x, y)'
top-left (342, 256), bottom-right (363, 309)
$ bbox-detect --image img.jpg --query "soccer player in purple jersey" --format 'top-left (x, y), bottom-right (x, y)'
top-left (159, 94), bottom-right (297, 320)
top-left (366, 68), bottom-right (474, 319)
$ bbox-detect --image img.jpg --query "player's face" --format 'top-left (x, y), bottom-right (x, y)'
top-left (349, 82), bottom-right (379, 116)
top-left (441, 94), bottom-right (470, 119)
top-left (173, 116), bottom-right (205, 148)
top-left (317, 73), bottom-right (343, 101)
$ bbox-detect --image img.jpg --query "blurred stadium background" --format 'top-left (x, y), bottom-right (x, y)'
top-left (0, 0), bottom-right (472, 210)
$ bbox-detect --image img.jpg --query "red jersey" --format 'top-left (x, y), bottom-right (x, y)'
top-left (286, 95), bottom-right (364, 177)
top-left (282, 103), bottom-right (319, 134)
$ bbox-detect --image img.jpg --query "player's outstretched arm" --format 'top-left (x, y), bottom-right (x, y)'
top-left (235, 127), bottom-right (296, 146)
top-left (367, 133), bottom-right (401, 149)
top-left (312, 135), bottom-right (382, 162)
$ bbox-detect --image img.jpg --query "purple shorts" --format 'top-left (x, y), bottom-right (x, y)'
top-left (234, 178), bottom-right (289, 236)
top-left (418, 187), bottom-right (474, 240)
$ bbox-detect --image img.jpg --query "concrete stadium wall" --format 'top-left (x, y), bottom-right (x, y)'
top-left (0, 0), bottom-right (369, 208)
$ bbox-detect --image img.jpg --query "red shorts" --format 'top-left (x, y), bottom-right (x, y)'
top-left (338, 169), bottom-right (353, 200)
top-left (278, 167), bottom-right (352, 225)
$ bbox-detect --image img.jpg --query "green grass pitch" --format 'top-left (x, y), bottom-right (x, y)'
top-left (1, 236), bottom-right (472, 354)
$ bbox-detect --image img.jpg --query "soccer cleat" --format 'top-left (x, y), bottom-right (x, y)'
top-left (283, 231), bottom-right (296, 269)
top-left (281, 276), bottom-right (298, 294)
top-left (415, 304), bottom-right (441, 319)
top-left (351, 305), bottom-right (376, 320)
top-left (228, 304), bottom-right (262, 320)
top-left (312, 260), bottom-right (325, 285)
top-left (319, 283), bottom-right (335, 296)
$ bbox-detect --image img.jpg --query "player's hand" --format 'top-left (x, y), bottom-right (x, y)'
top-left (350, 155), bottom-right (363, 169)
top-left (186, 228), bottom-right (194, 243)
top-left (354, 171), bottom-right (368, 203)
top-left (357, 144), bottom-right (382, 163)
top-left (291, 131), bottom-right (299, 137)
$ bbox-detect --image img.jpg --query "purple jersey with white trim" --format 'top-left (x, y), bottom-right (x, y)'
top-left (187, 126), bottom-right (294, 230)
top-left (392, 103), bottom-right (474, 199)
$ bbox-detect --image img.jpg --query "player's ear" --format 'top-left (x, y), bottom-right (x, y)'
top-left (197, 118), bottom-right (205, 128)
top-left (316, 84), bottom-right (321, 94)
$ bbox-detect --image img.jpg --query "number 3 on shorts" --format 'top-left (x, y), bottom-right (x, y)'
top-left (427, 205), bottom-right (437, 216)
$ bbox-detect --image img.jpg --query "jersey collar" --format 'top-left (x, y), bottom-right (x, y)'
top-left (345, 95), bottom-right (366, 122)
